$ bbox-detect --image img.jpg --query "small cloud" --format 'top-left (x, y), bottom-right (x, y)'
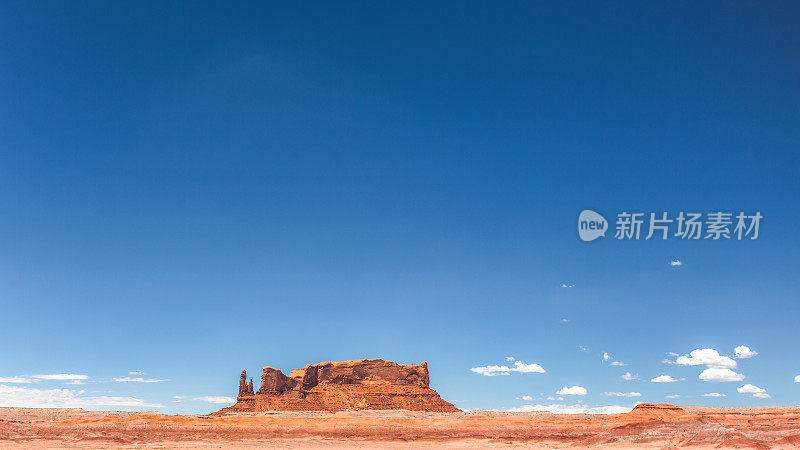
top-left (128, 371), bottom-right (144, 375)
top-left (579, 346), bottom-right (589, 352)
top-left (31, 374), bottom-right (89, 381)
top-left (561, 318), bottom-right (570, 323)
top-left (610, 361), bottom-right (627, 367)
top-left (505, 356), bottom-right (515, 362)
top-left (470, 360), bottom-right (546, 376)
top-left (603, 352), bottom-right (612, 361)
top-left (193, 396), bottom-right (236, 404)
top-left (521, 395), bottom-right (533, 401)
top-left (703, 392), bottom-right (726, 397)
top-left (795, 375), bottom-right (800, 383)
top-left (737, 384), bottom-right (766, 395)
top-left (668, 260), bottom-right (683, 266)
top-left (737, 384), bottom-right (771, 399)
top-left (699, 368), bottom-right (745, 382)
top-left (546, 396), bottom-right (555, 400)
top-left (733, 346), bottom-right (757, 359)
top-left (113, 377), bottom-right (170, 383)
top-left (510, 361), bottom-right (546, 373)
top-left (668, 349), bottom-right (737, 369)
top-left (666, 394), bottom-right (680, 399)
top-left (560, 284), bottom-right (574, 288)
top-left (651, 375), bottom-right (679, 383)
top-left (602, 392), bottom-right (641, 397)
top-left (0, 377), bottom-right (34, 384)
top-left (556, 386), bottom-right (587, 396)
top-left (172, 395), bottom-right (186, 399)
top-left (621, 372), bottom-right (638, 381)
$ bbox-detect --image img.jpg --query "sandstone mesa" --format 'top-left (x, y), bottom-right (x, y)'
top-left (215, 358), bottom-right (460, 413)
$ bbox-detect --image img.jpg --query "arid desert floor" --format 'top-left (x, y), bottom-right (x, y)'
top-left (2, 403), bottom-right (800, 448)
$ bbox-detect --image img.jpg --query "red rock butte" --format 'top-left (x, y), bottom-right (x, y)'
top-left (214, 358), bottom-right (460, 413)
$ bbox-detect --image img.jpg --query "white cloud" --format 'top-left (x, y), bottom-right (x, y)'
top-left (113, 377), bottom-right (170, 383)
top-left (507, 404), bottom-right (632, 414)
top-left (0, 377), bottom-right (34, 384)
top-left (561, 318), bottom-right (570, 323)
top-left (669, 349), bottom-right (737, 369)
top-left (602, 392), bottom-right (641, 397)
top-left (31, 374), bottom-right (89, 381)
top-left (556, 386), bottom-right (587, 396)
top-left (733, 346), bottom-right (757, 359)
top-left (172, 395), bottom-right (186, 399)
top-left (737, 384), bottom-right (771, 399)
top-left (512, 361), bottom-right (547, 373)
top-left (794, 375), bottom-right (800, 383)
top-left (193, 396), bottom-right (235, 404)
top-left (579, 346), bottom-right (589, 352)
top-left (0, 385), bottom-right (162, 408)
top-left (470, 365), bottom-right (511, 376)
top-left (668, 260), bottom-right (683, 266)
top-left (505, 356), bottom-right (515, 362)
top-left (610, 361), bottom-right (627, 367)
top-left (703, 392), bottom-right (726, 397)
top-left (128, 371), bottom-right (144, 375)
top-left (699, 368), bottom-right (745, 382)
top-left (470, 360), bottom-right (546, 376)
top-left (621, 372), bottom-right (638, 381)
top-left (560, 284), bottom-right (574, 288)
top-left (666, 394), bottom-right (680, 399)
top-left (737, 384), bottom-right (766, 394)
top-left (521, 395), bottom-right (533, 401)
top-left (651, 375), bottom-right (678, 383)
top-left (603, 352), bottom-right (612, 361)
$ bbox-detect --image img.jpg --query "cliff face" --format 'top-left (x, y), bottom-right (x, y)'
top-left (216, 359), bottom-right (459, 413)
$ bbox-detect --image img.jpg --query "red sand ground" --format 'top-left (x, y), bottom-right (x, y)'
top-left (2, 403), bottom-right (800, 448)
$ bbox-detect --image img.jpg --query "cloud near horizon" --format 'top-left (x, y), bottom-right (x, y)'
top-left (470, 360), bottom-right (546, 376)
top-left (193, 396), bottom-right (236, 404)
top-left (0, 385), bottom-right (162, 408)
top-left (113, 377), bottom-right (170, 383)
top-left (703, 392), bottom-right (726, 397)
top-left (506, 404), bottom-right (632, 414)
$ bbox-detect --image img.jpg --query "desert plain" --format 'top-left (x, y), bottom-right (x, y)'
top-left (2, 403), bottom-right (800, 448)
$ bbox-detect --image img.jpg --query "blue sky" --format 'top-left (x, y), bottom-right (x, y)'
top-left (1, 1), bottom-right (798, 414)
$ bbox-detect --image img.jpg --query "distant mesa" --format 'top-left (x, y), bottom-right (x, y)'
top-left (214, 358), bottom-right (459, 413)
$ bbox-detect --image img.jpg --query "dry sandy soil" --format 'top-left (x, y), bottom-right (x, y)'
top-left (2, 403), bottom-right (800, 448)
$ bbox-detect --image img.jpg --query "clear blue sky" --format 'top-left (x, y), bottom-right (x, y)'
top-left (1, 1), bottom-right (798, 414)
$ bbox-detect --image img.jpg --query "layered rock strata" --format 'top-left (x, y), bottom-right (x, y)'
top-left (217, 358), bottom-right (459, 413)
